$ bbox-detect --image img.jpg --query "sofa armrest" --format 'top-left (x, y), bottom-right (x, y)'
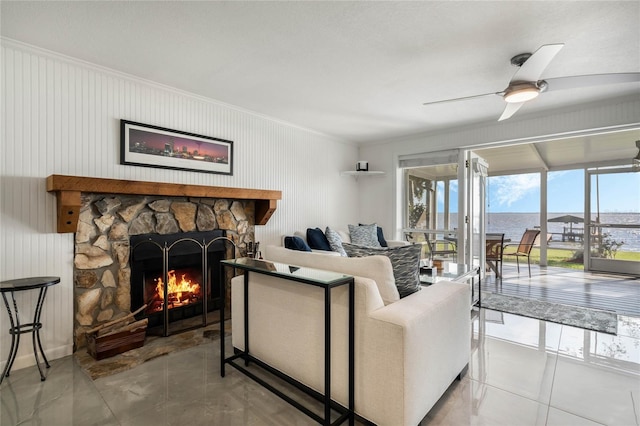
top-left (366, 281), bottom-right (470, 425)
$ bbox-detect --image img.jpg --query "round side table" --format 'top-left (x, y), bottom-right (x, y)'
top-left (0, 276), bottom-right (60, 383)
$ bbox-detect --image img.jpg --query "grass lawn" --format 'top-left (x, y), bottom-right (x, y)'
top-left (503, 247), bottom-right (640, 270)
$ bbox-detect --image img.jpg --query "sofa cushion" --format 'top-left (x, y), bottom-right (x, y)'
top-left (284, 236), bottom-right (312, 252)
top-left (348, 224), bottom-right (381, 248)
top-left (264, 245), bottom-right (400, 305)
top-left (343, 243), bottom-right (422, 298)
top-left (325, 227), bottom-right (347, 256)
top-left (306, 227), bottom-right (332, 251)
top-left (359, 223), bottom-right (388, 247)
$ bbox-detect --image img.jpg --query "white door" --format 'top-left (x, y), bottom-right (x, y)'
top-left (585, 167), bottom-right (640, 275)
top-left (458, 151), bottom-right (488, 274)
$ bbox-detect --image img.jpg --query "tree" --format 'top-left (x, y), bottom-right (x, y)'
top-left (408, 175), bottom-right (429, 228)
top-left (598, 233), bottom-right (625, 259)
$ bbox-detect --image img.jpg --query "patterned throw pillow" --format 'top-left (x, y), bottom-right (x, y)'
top-left (360, 223), bottom-right (388, 247)
top-left (348, 224), bottom-right (381, 248)
top-left (343, 243), bottom-right (422, 298)
top-left (325, 227), bottom-right (347, 257)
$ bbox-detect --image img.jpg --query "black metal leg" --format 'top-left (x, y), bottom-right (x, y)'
top-left (1, 293), bottom-right (18, 383)
top-left (220, 265), bottom-right (226, 377)
top-left (324, 287), bottom-right (331, 426)
top-left (348, 279), bottom-right (355, 426)
top-left (34, 288), bottom-right (50, 378)
top-left (244, 272), bottom-right (250, 367)
top-left (5, 293), bottom-right (22, 380)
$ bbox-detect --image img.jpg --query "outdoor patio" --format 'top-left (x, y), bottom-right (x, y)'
top-left (483, 262), bottom-right (640, 317)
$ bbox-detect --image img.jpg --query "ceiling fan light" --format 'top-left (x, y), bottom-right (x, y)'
top-left (504, 84), bottom-right (540, 103)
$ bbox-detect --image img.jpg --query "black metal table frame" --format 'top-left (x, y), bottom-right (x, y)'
top-left (220, 259), bottom-right (355, 426)
top-left (1, 277), bottom-right (60, 384)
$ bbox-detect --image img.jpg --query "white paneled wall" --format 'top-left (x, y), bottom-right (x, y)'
top-left (0, 39), bottom-right (359, 371)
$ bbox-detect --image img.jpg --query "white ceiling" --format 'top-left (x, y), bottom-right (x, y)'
top-left (408, 127), bottom-right (640, 178)
top-left (2, 1), bottom-right (639, 147)
top-left (475, 128), bottom-right (640, 175)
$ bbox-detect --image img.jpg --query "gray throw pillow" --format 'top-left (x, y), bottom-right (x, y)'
top-left (348, 224), bottom-right (381, 248)
top-left (325, 227), bottom-right (347, 257)
top-left (343, 243), bottom-right (422, 298)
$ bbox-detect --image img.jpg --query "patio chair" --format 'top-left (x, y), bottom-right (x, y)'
top-left (503, 229), bottom-right (540, 278)
top-left (404, 232), bottom-right (457, 261)
top-left (425, 237), bottom-right (457, 261)
top-left (486, 233), bottom-right (505, 279)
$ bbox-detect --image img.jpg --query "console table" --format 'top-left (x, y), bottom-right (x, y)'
top-left (0, 276), bottom-right (60, 383)
top-left (220, 258), bottom-right (355, 425)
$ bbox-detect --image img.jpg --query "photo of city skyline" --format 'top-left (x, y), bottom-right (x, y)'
top-left (121, 120), bottom-right (233, 175)
top-left (129, 128), bottom-right (229, 163)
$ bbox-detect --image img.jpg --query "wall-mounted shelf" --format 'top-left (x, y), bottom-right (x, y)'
top-left (340, 170), bottom-right (385, 177)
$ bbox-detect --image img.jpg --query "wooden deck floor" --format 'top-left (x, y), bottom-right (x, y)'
top-left (483, 262), bottom-right (640, 317)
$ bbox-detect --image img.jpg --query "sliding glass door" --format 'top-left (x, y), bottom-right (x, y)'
top-left (585, 167), bottom-right (640, 275)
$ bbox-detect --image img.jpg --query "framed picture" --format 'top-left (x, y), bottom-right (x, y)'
top-left (120, 120), bottom-right (233, 175)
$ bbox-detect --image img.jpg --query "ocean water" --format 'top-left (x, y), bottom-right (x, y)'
top-left (439, 213), bottom-right (640, 252)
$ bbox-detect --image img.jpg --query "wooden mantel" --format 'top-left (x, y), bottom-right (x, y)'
top-left (46, 175), bottom-right (281, 233)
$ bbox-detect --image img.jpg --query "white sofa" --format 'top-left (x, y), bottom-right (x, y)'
top-left (231, 245), bottom-right (470, 426)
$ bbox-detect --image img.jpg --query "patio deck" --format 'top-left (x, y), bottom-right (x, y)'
top-left (483, 262), bottom-right (640, 317)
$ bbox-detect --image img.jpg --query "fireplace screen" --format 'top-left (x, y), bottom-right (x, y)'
top-left (130, 230), bottom-right (229, 336)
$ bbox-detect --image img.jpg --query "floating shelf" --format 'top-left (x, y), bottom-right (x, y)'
top-left (340, 171), bottom-right (385, 177)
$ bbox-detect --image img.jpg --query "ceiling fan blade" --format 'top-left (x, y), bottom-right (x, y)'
top-left (544, 73), bottom-right (640, 91)
top-left (511, 43), bottom-right (564, 83)
top-left (423, 92), bottom-right (500, 106)
top-left (498, 102), bottom-right (525, 121)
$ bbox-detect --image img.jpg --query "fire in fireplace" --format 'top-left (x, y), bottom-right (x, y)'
top-left (147, 268), bottom-right (203, 314)
top-left (130, 230), bottom-right (229, 336)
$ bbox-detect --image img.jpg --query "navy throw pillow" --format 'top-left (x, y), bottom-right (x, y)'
top-left (284, 236), bottom-right (312, 252)
top-left (359, 223), bottom-right (388, 247)
top-left (306, 227), bottom-right (332, 251)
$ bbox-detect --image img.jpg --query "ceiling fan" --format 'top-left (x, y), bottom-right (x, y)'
top-left (423, 43), bottom-right (640, 121)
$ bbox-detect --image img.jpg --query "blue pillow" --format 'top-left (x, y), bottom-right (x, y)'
top-left (284, 236), bottom-right (312, 252)
top-left (306, 227), bottom-right (332, 251)
top-left (359, 223), bottom-right (388, 247)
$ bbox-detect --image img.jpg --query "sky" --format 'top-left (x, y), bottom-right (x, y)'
top-left (439, 169), bottom-right (640, 213)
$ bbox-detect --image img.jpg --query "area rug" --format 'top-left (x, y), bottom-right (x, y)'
top-left (481, 293), bottom-right (617, 335)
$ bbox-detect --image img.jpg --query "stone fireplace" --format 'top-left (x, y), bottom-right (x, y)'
top-left (46, 175), bottom-right (281, 350)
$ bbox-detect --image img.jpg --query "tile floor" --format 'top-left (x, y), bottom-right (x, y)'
top-left (1, 309), bottom-right (639, 425)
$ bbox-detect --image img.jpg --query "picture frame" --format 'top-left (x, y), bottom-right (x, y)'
top-left (120, 120), bottom-right (233, 175)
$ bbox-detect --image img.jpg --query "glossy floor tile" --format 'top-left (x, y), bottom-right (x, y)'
top-left (1, 310), bottom-right (638, 425)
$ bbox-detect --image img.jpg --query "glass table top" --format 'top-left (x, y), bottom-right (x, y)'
top-left (221, 258), bottom-right (353, 287)
top-left (420, 262), bottom-right (477, 284)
